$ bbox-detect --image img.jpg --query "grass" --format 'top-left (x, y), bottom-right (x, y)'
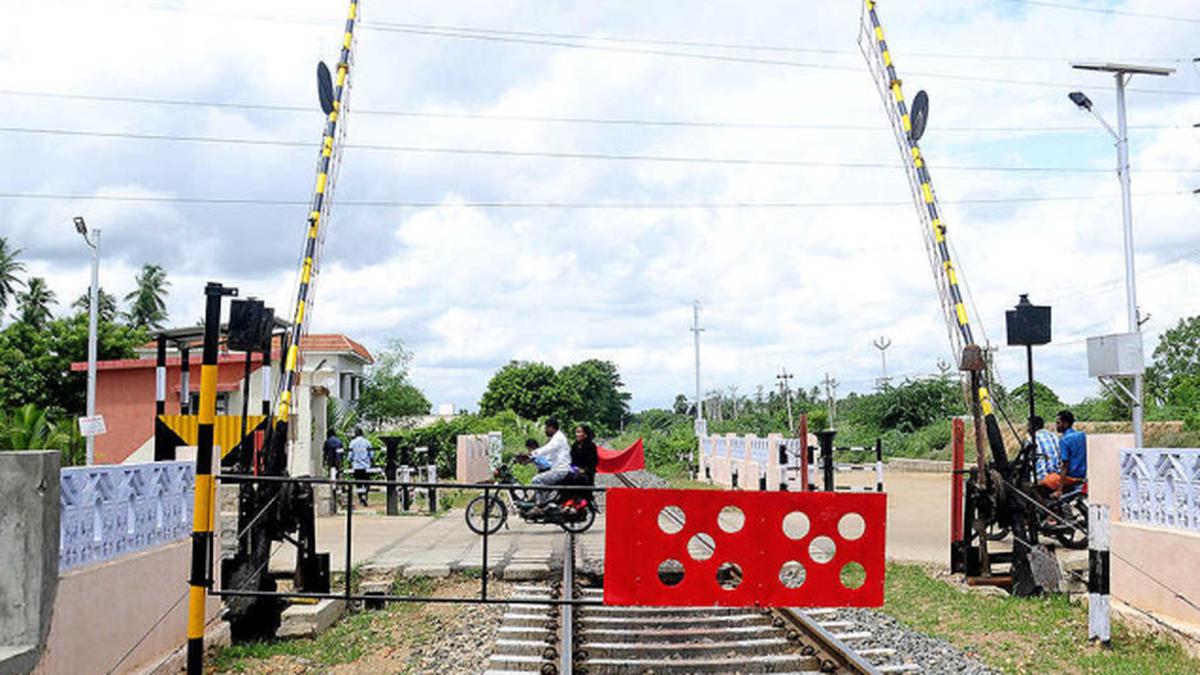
top-left (210, 576), bottom-right (437, 673)
top-left (882, 563), bottom-right (1200, 674)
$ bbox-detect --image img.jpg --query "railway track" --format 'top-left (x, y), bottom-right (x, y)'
top-left (484, 473), bottom-right (920, 674)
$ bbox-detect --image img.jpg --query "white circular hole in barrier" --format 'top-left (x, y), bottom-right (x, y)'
top-left (809, 535), bottom-right (837, 564)
top-left (718, 505), bottom-right (745, 533)
top-left (658, 505), bottom-right (685, 534)
top-left (687, 532), bottom-right (716, 561)
top-left (838, 512), bottom-right (866, 541)
top-left (782, 511), bottom-right (810, 540)
top-left (779, 560), bottom-right (807, 589)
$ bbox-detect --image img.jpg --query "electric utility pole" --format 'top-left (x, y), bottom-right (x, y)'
top-left (872, 336), bottom-right (892, 390)
top-left (822, 373), bottom-right (839, 428)
top-left (691, 300), bottom-right (704, 421)
top-left (776, 367), bottom-right (795, 431)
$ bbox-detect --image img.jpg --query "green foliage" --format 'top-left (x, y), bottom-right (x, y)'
top-left (845, 377), bottom-right (964, 434)
top-left (0, 236), bottom-right (25, 314)
top-left (556, 359), bottom-right (631, 430)
top-left (610, 409), bottom-right (696, 477)
top-left (13, 276), bottom-right (56, 327)
top-left (478, 359), bottom-right (630, 433)
top-left (123, 263), bottom-right (170, 330)
top-left (355, 339), bottom-right (430, 427)
top-left (71, 287), bottom-right (119, 323)
top-left (381, 410), bottom-right (543, 477)
top-left (0, 312), bottom-right (147, 415)
top-left (1007, 380), bottom-right (1065, 422)
top-left (0, 404), bottom-right (66, 450)
top-left (478, 360), bottom-right (563, 420)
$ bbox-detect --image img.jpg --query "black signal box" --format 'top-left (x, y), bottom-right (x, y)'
top-left (1006, 294), bottom-right (1051, 346)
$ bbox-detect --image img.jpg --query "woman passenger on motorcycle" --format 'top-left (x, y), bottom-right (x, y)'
top-left (562, 425), bottom-right (599, 511)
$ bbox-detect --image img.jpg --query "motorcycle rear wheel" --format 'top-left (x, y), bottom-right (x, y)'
top-left (465, 495), bottom-right (507, 535)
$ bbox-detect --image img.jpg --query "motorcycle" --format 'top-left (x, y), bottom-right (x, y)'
top-left (985, 440), bottom-right (1089, 550)
top-left (464, 462), bottom-right (598, 535)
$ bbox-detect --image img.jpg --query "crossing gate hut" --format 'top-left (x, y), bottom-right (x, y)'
top-left (605, 488), bottom-right (886, 606)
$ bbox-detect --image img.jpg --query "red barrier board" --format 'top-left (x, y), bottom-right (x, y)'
top-left (603, 488), bottom-right (886, 607)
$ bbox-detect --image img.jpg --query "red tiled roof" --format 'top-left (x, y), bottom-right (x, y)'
top-left (89, 333), bottom-right (373, 371)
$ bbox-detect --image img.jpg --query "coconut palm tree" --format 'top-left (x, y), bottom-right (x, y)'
top-left (14, 276), bottom-right (56, 327)
top-left (123, 263), bottom-right (171, 329)
top-left (72, 286), bottom-right (119, 323)
top-left (0, 236), bottom-right (25, 314)
top-left (0, 404), bottom-right (68, 451)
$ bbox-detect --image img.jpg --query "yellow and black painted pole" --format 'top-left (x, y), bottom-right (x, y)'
top-left (274, 0), bottom-right (359, 436)
top-left (187, 281), bottom-right (237, 674)
top-left (862, 1), bottom-right (998, 420)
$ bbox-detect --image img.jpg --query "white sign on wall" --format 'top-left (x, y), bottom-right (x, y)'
top-left (78, 415), bottom-right (107, 437)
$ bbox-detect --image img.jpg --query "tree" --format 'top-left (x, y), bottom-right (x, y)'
top-left (1008, 380), bottom-right (1065, 422)
top-left (555, 359), bottom-right (631, 430)
top-left (1146, 316), bottom-right (1200, 408)
top-left (0, 404), bottom-right (67, 450)
top-left (124, 263), bottom-right (170, 329)
top-left (72, 287), bottom-right (119, 323)
top-left (355, 339), bottom-right (430, 427)
top-left (673, 394), bottom-right (691, 416)
top-left (13, 276), bottom-right (56, 327)
top-left (479, 361), bottom-right (565, 420)
top-left (0, 236), bottom-right (25, 315)
top-left (0, 312), bottom-right (147, 415)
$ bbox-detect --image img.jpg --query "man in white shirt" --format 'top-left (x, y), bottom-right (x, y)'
top-left (530, 418), bottom-right (571, 509)
top-left (348, 428), bottom-right (373, 506)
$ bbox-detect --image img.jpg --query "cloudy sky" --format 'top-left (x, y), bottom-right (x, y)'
top-left (1, 0), bottom-right (1197, 411)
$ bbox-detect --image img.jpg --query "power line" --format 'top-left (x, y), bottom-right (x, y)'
top-left (4, 126), bottom-right (1199, 174)
top-left (996, 0), bottom-right (1200, 25)
top-left (0, 89), bottom-right (1184, 134)
top-left (364, 20), bottom-right (1190, 64)
top-left (0, 191), bottom-right (1189, 209)
top-left (363, 24), bottom-right (1200, 97)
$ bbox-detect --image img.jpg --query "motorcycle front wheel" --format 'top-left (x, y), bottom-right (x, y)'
top-left (465, 495), bottom-right (507, 535)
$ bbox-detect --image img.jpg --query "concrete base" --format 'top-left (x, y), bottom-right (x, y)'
top-left (888, 458), bottom-right (952, 473)
top-left (0, 645), bottom-right (37, 675)
top-left (404, 564), bottom-right (450, 578)
top-left (503, 563), bottom-right (551, 581)
top-left (278, 599), bottom-right (346, 638)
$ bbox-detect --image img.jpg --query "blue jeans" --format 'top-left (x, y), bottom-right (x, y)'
top-left (531, 469), bottom-right (571, 505)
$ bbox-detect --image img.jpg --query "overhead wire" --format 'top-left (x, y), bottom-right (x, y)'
top-left (3, 126), bottom-right (1198, 174)
top-left (995, 0), bottom-right (1200, 26)
top-left (0, 89), bottom-right (1187, 134)
top-left (0, 191), bottom-right (1191, 210)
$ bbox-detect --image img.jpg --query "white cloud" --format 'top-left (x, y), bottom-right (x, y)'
top-left (2, 0), bottom-right (1197, 411)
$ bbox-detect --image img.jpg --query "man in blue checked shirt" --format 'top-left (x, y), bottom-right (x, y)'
top-left (1028, 415), bottom-right (1061, 495)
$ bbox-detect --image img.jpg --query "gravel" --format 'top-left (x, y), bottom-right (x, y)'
top-left (596, 469), bottom-right (666, 488)
top-left (839, 607), bottom-right (997, 675)
top-left (405, 581), bottom-right (508, 674)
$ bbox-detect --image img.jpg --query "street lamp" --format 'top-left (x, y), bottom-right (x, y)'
top-left (1069, 62), bottom-right (1173, 448)
top-left (75, 216), bottom-right (100, 465)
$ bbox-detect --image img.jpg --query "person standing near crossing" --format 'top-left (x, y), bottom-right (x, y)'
top-left (348, 428), bottom-right (373, 506)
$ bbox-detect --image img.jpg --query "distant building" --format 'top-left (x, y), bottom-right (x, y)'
top-left (71, 333), bottom-right (373, 476)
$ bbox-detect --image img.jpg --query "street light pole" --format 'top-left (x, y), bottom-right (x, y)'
top-left (691, 300), bottom-right (704, 422)
top-left (1070, 62), bottom-right (1173, 449)
top-left (75, 217), bottom-right (100, 465)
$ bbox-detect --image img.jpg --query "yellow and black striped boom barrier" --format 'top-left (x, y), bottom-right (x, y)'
top-left (187, 282), bottom-right (236, 674)
top-left (275, 0), bottom-right (360, 429)
top-left (859, 0), bottom-right (997, 420)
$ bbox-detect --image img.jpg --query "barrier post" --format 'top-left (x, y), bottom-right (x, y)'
top-left (400, 445), bottom-right (413, 511)
top-left (186, 282), bottom-right (235, 675)
top-left (950, 418), bottom-right (965, 571)
top-left (154, 334), bottom-right (172, 461)
top-left (874, 438), bottom-right (884, 493)
top-left (816, 429), bottom-right (836, 492)
top-left (797, 414), bottom-right (809, 492)
top-left (1088, 503), bottom-right (1112, 645)
top-left (179, 345), bottom-right (191, 415)
top-left (778, 443), bottom-right (789, 491)
top-left (383, 437), bottom-right (399, 516)
top-left (426, 444), bottom-right (438, 513)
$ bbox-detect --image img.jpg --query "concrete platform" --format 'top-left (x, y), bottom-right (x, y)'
top-left (277, 599), bottom-right (346, 638)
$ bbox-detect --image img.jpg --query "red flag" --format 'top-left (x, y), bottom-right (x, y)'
top-left (597, 438), bottom-right (645, 474)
